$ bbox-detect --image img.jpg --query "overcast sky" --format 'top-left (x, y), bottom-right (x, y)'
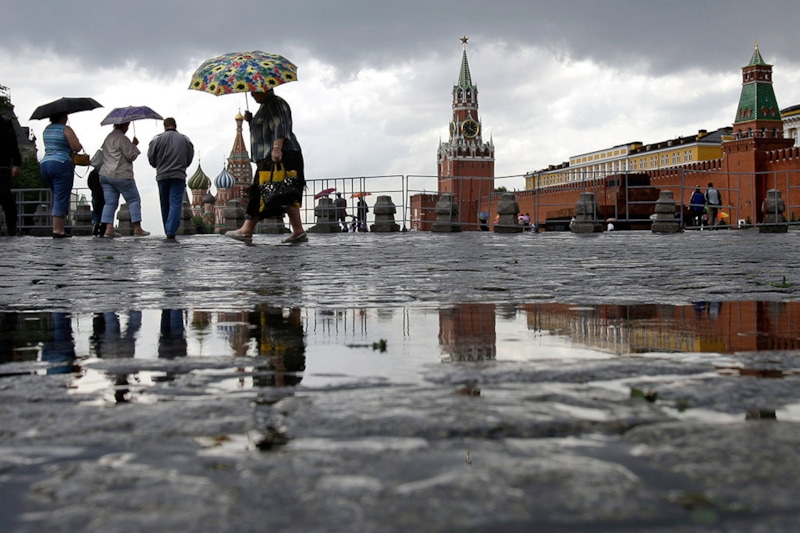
top-left (2, 0), bottom-right (800, 233)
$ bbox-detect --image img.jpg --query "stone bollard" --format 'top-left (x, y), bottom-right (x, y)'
top-left (431, 193), bottom-right (461, 232)
top-left (759, 189), bottom-right (788, 233)
top-left (72, 204), bottom-right (93, 236)
top-left (117, 203), bottom-right (133, 235)
top-left (570, 192), bottom-right (602, 233)
top-left (651, 190), bottom-right (682, 234)
top-left (222, 198), bottom-right (246, 233)
top-left (493, 193), bottom-right (523, 233)
top-left (30, 203), bottom-right (50, 236)
top-left (178, 199), bottom-right (196, 235)
top-left (370, 195), bottom-right (400, 232)
top-left (257, 215), bottom-right (289, 234)
top-left (309, 197), bottom-right (339, 233)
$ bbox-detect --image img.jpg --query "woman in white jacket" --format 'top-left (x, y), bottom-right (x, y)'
top-left (99, 122), bottom-right (150, 237)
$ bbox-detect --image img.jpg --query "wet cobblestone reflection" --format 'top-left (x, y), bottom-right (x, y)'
top-left (2, 301), bottom-right (799, 399)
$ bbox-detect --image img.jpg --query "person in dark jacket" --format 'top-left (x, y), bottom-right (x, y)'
top-left (689, 187), bottom-right (706, 226)
top-left (0, 115), bottom-right (22, 236)
top-left (148, 117), bottom-right (194, 240)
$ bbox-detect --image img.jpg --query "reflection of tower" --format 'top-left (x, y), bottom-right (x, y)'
top-left (187, 162), bottom-right (211, 217)
top-left (439, 303), bottom-right (496, 362)
top-left (228, 112), bottom-right (253, 200)
top-left (216, 311), bottom-right (251, 357)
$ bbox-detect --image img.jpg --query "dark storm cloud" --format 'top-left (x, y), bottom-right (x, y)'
top-left (3, 0), bottom-right (799, 76)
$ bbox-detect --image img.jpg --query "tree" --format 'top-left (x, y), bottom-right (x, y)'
top-left (0, 84), bottom-right (10, 114)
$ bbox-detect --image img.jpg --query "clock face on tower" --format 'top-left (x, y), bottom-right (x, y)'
top-left (461, 119), bottom-right (479, 138)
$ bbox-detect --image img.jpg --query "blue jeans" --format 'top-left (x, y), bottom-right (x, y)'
top-left (158, 179), bottom-right (185, 237)
top-left (40, 160), bottom-right (74, 217)
top-left (100, 176), bottom-right (142, 223)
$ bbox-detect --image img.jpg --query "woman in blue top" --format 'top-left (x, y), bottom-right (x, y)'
top-left (40, 113), bottom-right (83, 237)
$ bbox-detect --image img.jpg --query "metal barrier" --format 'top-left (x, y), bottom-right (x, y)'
top-left (10, 187), bottom-right (93, 235)
top-left (9, 170), bottom-right (799, 235)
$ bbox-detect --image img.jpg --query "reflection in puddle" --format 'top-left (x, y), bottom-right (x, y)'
top-left (1, 301), bottom-right (799, 401)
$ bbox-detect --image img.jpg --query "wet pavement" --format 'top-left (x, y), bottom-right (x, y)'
top-left (1, 229), bottom-right (800, 531)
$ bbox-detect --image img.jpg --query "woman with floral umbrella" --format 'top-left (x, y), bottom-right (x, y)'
top-left (189, 51), bottom-right (306, 244)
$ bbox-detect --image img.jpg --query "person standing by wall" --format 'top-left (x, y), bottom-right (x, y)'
top-left (148, 117), bottom-right (194, 241)
top-left (0, 114), bottom-right (22, 236)
top-left (334, 192), bottom-right (347, 232)
top-left (689, 186), bottom-right (706, 227)
top-left (356, 197), bottom-right (369, 232)
top-left (705, 182), bottom-right (722, 227)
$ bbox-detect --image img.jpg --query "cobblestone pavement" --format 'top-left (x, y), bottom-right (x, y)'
top-left (1, 229), bottom-right (799, 312)
top-left (1, 229), bottom-right (800, 532)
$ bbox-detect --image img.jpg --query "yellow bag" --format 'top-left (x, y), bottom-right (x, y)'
top-left (259, 163), bottom-right (300, 214)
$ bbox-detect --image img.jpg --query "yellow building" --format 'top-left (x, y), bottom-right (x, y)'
top-left (525, 127), bottom-right (733, 189)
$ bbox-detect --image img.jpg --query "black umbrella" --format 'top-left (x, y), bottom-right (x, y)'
top-left (30, 97), bottom-right (103, 120)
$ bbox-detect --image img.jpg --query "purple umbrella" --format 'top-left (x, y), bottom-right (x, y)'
top-left (100, 106), bottom-right (163, 126)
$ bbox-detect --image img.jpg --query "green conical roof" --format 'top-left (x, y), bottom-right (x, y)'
top-left (748, 42), bottom-right (767, 66)
top-left (734, 44), bottom-right (782, 124)
top-left (455, 36), bottom-right (475, 90)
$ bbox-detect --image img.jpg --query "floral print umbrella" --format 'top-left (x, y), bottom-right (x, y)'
top-left (188, 51), bottom-right (298, 96)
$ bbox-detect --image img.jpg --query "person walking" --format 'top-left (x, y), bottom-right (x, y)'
top-left (225, 89), bottom-right (307, 244)
top-left (0, 114), bottom-right (22, 236)
top-left (148, 117), bottom-right (194, 241)
top-left (39, 113), bottom-right (83, 237)
top-left (98, 122), bottom-right (149, 237)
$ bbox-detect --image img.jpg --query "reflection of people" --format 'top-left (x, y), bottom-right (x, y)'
top-left (148, 117), bottom-right (194, 241)
top-left (251, 306), bottom-right (305, 387)
top-left (689, 187), bottom-right (705, 226)
top-left (41, 312), bottom-right (75, 374)
top-left (705, 182), bottom-right (722, 227)
top-left (0, 114), bottom-right (22, 236)
top-left (158, 309), bottom-right (187, 359)
top-left (334, 193), bottom-right (347, 232)
top-left (356, 197), bottom-right (369, 231)
top-left (91, 311), bottom-right (141, 359)
top-left (226, 89), bottom-right (307, 244)
top-left (99, 122), bottom-right (150, 238)
top-left (40, 113), bottom-right (82, 237)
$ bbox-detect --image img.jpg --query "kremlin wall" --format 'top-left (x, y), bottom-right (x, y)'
top-left (427, 42), bottom-right (800, 231)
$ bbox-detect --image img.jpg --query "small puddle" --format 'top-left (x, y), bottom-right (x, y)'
top-left (1, 301), bottom-right (799, 404)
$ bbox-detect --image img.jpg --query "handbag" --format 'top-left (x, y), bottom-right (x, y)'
top-left (90, 149), bottom-right (104, 168)
top-left (259, 162), bottom-right (303, 216)
top-left (72, 152), bottom-right (91, 166)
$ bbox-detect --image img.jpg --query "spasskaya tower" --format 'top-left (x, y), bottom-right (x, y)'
top-left (437, 36), bottom-right (495, 230)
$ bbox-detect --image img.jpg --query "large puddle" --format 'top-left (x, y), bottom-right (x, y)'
top-left (2, 301), bottom-right (799, 401)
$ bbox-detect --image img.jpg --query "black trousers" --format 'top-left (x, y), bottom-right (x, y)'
top-left (0, 167), bottom-right (17, 235)
top-left (245, 150), bottom-right (305, 219)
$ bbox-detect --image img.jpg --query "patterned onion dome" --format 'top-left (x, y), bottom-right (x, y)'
top-left (187, 163), bottom-right (211, 190)
top-left (214, 167), bottom-right (235, 189)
